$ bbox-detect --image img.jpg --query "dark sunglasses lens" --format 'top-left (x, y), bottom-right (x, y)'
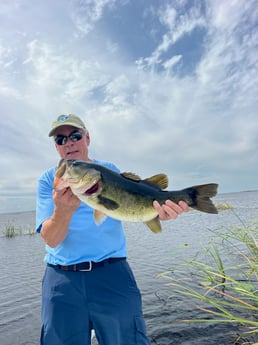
top-left (70, 132), bottom-right (83, 141)
top-left (55, 135), bottom-right (66, 145)
top-left (54, 131), bottom-right (83, 145)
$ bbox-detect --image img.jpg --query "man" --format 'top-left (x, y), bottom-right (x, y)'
top-left (36, 114), bottom-right (189, 345)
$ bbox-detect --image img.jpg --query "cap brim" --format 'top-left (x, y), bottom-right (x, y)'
top-left (48, 123), bottom-right (85, 137)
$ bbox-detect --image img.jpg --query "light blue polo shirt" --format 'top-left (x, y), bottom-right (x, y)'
top-left (36, 159), bottom-right (127, 265)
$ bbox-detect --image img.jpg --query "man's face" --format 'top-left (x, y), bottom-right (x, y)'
top-left (53, 125), bottom-right (90, 161)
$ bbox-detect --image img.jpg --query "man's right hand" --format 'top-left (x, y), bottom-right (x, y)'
top-left (53, 187), bottom-right (81, 211)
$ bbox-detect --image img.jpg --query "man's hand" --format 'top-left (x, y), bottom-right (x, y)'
top-left (153, 200), bottom-right (189, 220)
top-left (53, 187), bottom-right (81, 211)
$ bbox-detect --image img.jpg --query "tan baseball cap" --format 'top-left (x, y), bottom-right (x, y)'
top-left (48, 114), bottom-right (87, 137)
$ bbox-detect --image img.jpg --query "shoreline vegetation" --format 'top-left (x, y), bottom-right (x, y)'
top-left (159, 211), bottom-right (258, 345)
top-left (1, 222), bottom-right (36, 238)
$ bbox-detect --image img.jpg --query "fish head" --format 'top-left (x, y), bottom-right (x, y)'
top-left (54, 159), bottom-right (102, 197)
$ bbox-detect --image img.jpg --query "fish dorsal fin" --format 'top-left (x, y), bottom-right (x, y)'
top-left (144, 216), bottom-right (162, 233)
top-left (144, 174), bottom-right (168, 190)
top-left (121, 172), bottom-right (142, 181)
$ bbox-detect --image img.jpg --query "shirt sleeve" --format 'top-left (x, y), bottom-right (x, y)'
top-left (35, 168), bottom-right (55, 233)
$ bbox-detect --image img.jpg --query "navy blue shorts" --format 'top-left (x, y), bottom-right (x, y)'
top-left (40, 259), bottom-right (151, 345)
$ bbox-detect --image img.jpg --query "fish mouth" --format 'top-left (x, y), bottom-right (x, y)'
top-left (84, 182), bottom-right (100, 195)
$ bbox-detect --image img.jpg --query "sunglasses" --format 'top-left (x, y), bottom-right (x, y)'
top-left (54, 130), bottom-right (83, 146)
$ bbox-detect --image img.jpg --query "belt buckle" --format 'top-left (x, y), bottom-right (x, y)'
top-left (79, 261), bottom-right (92, 272)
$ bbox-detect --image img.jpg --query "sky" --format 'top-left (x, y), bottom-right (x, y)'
top-left (0, 0), bottom-right (257, 197)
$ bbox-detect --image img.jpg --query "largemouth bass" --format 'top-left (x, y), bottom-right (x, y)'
top-left (54, 159), bottom-right (218, 233)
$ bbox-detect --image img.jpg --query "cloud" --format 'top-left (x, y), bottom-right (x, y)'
top-left (162, 55), bottom-right (182, 71)
top-left (0, 0), bottom-right (257, 197)
top-left (137, 2), bottom-right (206, 70)
top-left (71, 0), bottom-right (118, 35)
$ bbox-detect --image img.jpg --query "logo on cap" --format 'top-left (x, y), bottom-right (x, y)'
top-left (57, 115), bottom-right (69, 122)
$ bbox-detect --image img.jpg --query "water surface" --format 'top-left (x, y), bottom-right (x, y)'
top-left (0, 192), bottom-right (257, 344)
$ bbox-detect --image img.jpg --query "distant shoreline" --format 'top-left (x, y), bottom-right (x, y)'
top-left (0, 210), bottom-right (36, 217)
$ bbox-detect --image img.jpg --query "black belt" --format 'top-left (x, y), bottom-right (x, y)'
top-left (47, 257), bottom-right (126, 272)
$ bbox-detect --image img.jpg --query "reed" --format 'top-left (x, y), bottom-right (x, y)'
top-left (3, 223), bottom-right (17, 237)
top-left (26, 227), bottom-right (36, 236)
top-left (216, 203), bottom-right (234, 210)
top-left (159, 217), bottom-right (258, 344)
top-left (2, 223), bottom-right (35, 237)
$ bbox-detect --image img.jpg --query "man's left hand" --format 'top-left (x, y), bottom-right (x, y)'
top-left (153, 200), bottom-right (189, 220)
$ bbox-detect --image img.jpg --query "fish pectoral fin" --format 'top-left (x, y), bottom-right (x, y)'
top-left (94, 209), bottom-right (107, 225)
top-left (97, 195), bottom-right (119, 210)
top-left (144, 217), bottom-right (162, 233)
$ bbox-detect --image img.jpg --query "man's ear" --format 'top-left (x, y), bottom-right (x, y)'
top-left (86, 132), bottom-right (90, 145)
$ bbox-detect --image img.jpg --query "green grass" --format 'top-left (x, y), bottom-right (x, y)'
top-left (159, 217), bottom-right (258, 344)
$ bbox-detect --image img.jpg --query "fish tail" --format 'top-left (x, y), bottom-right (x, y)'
top-left (189, 183), bottom-right (218, 214)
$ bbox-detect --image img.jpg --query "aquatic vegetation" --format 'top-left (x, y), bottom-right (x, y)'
top-left (2, 223), bottom-right (35, 237)
top-left (3, 223), bottom-right (18, 237)
top-left (216, 203), bottom-right (235, 210)
top-left (159, 216), bottom-right (258, 344)
top-left (26, 227), bottom-right (36, 236)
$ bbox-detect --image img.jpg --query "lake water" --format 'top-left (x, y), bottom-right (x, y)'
top-left (0, 191), bottom-right (257, 345)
